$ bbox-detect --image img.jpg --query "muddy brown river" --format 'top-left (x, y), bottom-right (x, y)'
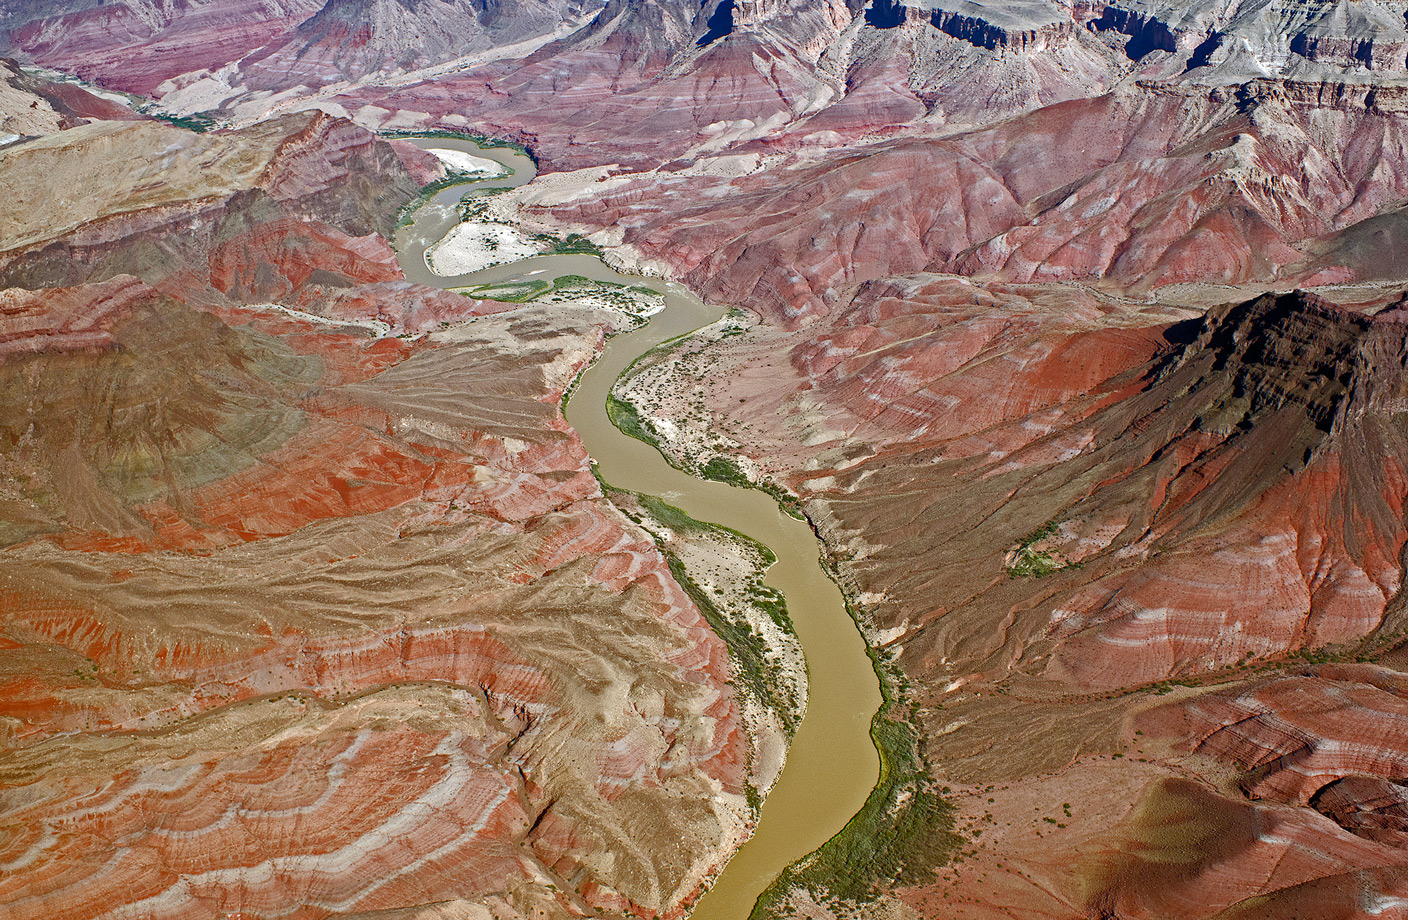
top-left (393, 136), bottom-right (882, 920)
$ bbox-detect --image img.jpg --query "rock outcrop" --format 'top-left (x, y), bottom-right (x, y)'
top-left (0, 57), bottom-right (142, 136)
top-left (296, 5), bottom-right (1408, 913)
top-left (929, 1), bottom-right (1076, 54)
top-left (299, 0), bottom-right (1408, 173)
top-left (1144, 666), bottom-right (1408, 814)
top-left (1037, 294), bottom-right (1408, 687)
top-left (607, 276), bottom-right (1408, 915)
top-left (539, 76), bottom-right (1408, 326)
top-left (238, 0), bottom-right (602, 91)
top-left (1084, 3), bottom-right (1176, 59)
top-left (618, 286), bottom-right (1408, 694)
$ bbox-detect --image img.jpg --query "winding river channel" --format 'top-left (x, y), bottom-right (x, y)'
top-left (393, 136), bottom-right (882, 920)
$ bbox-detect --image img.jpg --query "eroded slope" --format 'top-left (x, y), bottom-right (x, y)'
top-left (0, 101), bottom-right (760, 920)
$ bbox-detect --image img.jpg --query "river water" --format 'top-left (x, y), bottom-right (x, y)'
top-left (392, 136), bottom-right (882, 920)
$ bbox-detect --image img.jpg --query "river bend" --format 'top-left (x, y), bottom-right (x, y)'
top-left (392, 135), bottom-right (882, 920)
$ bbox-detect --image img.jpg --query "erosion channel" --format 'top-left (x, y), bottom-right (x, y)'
top-left (393, 135), bottom-right (883, 919)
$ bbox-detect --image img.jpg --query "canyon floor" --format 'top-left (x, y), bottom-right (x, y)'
top-left (7, 0), bottom-right (1408, 918)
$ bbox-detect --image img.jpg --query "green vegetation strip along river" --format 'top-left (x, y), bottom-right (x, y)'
top-left (392, 136), bottom-right (883, 919)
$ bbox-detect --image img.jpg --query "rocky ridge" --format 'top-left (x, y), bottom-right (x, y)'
top-left (0, 0), bottom-right (328, 95)
top-left (236, 0), bottom-right (603, 91)
top-left (0, 57), bottom-right (142, 137)
top-left (8, 0), bottom-right (1408, 162)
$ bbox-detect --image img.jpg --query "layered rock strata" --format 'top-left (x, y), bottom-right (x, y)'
top-left (10, 0), bottom-right (1408, 917)
top-left (928, 1), bottom-right (1075, 53)
top-left (236, 0), bottom-right (603, 91)
top-left (542, 78), bottom-right (1408, 325)
top-left (8, 0), bottom-right (1408, 165)
top-left (606, 276), bottom-right (1408, 916)
top-left (0, 57), bottom-right (142, 137)
top-left (0, 107), bottom-right (756, 920)
top-left (340, 15), bottom-right (1408, 911)
top-left (0, 0), bottom-right (327, 95)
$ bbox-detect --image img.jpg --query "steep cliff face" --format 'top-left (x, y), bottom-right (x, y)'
top-left (1111, 0), bottom-right (1408, 76)
top-left (1036, 293), bottom-right (1408, 687)
top-left (277, 0), bottom-right (1408, 173)
top-left (7, 0), bottom-right (1408, 157)
top-left (0, 107), bottom-right (753, 920)
top-left (1084, 3), bottom-right (1176, 58)
top-left (929, 1), bottom-right (1076, 53)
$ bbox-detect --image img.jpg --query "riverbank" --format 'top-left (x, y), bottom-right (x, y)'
top-left (610, 488), bottom-right (804, 803)
top-left (392, 133), bottom-right (884, 920)
top-left (606, 316), bottom-right (960, 916)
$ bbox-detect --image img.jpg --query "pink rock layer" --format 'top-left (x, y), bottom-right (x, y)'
top-left (1144, 665), bottom-right (1408, 817)
top-left (544, 82), bottom-right (1408, 327)
top-left (4, 0), bottom-right (325, 95)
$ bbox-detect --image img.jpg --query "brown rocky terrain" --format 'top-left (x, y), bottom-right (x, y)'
top-left (9, 1), bottom-right (1408, 919)
top-left (0, 86), bottom-right (765, 920)
top-left (601, 254), bottom-right (1408, 916)
top-left (517, 38), bottom-right (1408, 905)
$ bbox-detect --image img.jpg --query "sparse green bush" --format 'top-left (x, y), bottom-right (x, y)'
top-left (151, 111), bottom-right (217, 133)
top-left (751, 648), bottom-right (959, 915)
top-left (1006, 519), bottom-right (1069, 577)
